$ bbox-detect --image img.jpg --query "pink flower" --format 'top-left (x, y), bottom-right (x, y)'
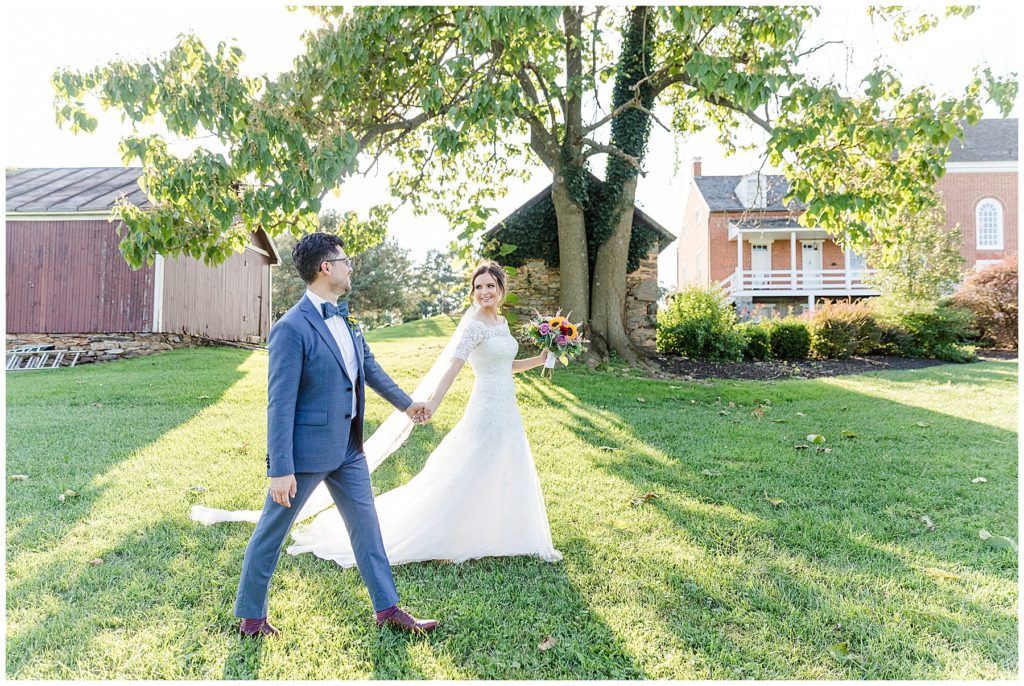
top-left (538, 322), bottom-right (551, 335)
top-left (556, 334), bottom-right (568, 346)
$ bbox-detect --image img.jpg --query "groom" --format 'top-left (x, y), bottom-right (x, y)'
top-left (235, 232), bottom-right (438, 637)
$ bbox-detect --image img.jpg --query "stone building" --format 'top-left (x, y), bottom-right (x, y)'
top-left (481, 175), bottom-right (674, 349)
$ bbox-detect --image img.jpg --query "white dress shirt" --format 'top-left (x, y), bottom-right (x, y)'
top-left (305, 290), bottom-right (358, 416)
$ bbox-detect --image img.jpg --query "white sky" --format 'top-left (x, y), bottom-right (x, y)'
top-left (3, 2), bottom-right (1021, 288)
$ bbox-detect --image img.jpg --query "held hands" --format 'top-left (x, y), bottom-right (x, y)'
top-left (270, 474), bottom-right (297, 508)
top-left (405, 401), bottom-right (433, 425)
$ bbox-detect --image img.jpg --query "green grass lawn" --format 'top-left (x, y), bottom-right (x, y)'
top-left (6, 317), bottom-right (1018, 679)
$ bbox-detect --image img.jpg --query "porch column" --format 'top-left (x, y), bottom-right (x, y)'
top-left (790, 231), bottom-right (797, 289)
top-left (808, 294), bottom-right (815, 311)
top-left (736, 229), bottom-right (743, 288)
top-left (844, 244), bottom-right (852, 289)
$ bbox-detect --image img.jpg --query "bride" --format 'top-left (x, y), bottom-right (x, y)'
top-left (194, 260), bottom-right (562, 566)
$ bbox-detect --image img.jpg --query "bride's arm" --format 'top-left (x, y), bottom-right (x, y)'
top-left (511, 349), bottom-right (549, 374)
top-left (425, 359), bottom-right (465, 414)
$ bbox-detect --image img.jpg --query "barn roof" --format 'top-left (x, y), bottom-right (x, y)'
top-left (6, 167), bottom-right (150, 212)
top-left (6, 167), bottom-right (280, 264)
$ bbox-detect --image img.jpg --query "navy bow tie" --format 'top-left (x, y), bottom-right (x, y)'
top-left (321, 301), bottom-right (350, 320)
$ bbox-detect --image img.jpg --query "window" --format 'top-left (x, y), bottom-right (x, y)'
top-left (848, 251), bottom-right (868, 272)
top-left (976, 198), bottom-right (1004, 250)
top-left (974, 259), bottom-right (1001, 271)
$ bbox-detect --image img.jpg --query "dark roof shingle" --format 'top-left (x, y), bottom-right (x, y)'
top-left (948, 118), bottom-right (1018, 163)
top-left (693, 174), bottom-right (800, 213)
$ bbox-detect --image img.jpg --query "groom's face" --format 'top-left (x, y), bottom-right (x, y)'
top-left (323, 248), bottom-right (353, 296)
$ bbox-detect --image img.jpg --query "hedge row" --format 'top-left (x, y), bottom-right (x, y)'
top-left (656, 287), bottom-right (981, 363)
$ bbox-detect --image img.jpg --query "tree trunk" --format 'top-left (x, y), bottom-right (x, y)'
top-left (591, 175), bottom-right (640, 365)
top-left (551, 173), bottom-right (590, 326)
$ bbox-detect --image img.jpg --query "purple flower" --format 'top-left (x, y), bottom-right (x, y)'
top-left (556, 334), bottom-right (568, 346)
top-left (538, 322), bottom-right (551, 335)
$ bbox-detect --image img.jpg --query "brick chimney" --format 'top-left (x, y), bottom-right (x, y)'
top-left (692, 156), bottom-right (702, 177)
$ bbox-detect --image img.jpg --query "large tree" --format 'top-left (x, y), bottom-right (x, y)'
top-left (54, 6), bottom-right (1016, 362)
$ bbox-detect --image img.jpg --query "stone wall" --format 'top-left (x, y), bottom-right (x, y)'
top-left (5, 332), bottom-right (196, 366)
top-left (503, 247), bottom-right (661, 349)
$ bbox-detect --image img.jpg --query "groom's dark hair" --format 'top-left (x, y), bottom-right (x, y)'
top-left (293, 232), bottom-right (345, 283)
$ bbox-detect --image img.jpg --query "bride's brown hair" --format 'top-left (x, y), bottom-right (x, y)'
top-left (470, 261), bottom-right (507, 302)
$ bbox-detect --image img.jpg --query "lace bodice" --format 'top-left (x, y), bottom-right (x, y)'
top-left (452, 318), bottom-right (519, 379)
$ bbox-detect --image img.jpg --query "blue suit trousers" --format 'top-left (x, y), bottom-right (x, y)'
top-left (234, 427), bottom-right (399, 618)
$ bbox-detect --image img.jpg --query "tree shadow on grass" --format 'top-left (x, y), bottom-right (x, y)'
top-left (8, 519), bottom-right (647, 678)
top-left (5, 348), bottom-right (252, 559)
top-left (520, 370), bottom-right (1017, 679)
top-left (8, 483), bottom-right (645, 678)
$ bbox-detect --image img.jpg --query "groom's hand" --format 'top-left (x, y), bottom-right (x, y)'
top-left (405, 402), bottom-right (431, 424)
top-left (270, 474), bottom-right (297, 508)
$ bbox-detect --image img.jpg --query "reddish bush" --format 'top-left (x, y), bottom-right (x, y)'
top-left (952, 258), bottom-right (1018, 348)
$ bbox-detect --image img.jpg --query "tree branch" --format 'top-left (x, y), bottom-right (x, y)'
top-left (526, 61), bottom-right (566, 129)
top-left (580, 137), bottom-right (645, 175)
top-left (645, 70), bottom-right (774, 134)
top-left (795, 39), bottom-right (847, 60)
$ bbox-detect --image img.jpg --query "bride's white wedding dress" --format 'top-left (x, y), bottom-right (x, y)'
top-left (285, 316), bottom-right (561, 566)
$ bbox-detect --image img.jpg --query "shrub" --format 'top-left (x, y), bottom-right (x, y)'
top-left (874, 297), bottom-right (977, 362)
top-left (767, 319), bottom-right (811, 359)
top-left (656, 285), bottom-right (746, 360)
top-left (875, 320), bottom-right (916, 356)
top-left (808, 300), bottom-right (882, 359)
top-left (737, 322), bottom-right (771, 361)
top-left (952, 257), bottom-right (1018, 348)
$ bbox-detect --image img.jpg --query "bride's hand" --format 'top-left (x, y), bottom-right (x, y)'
top-left (539, 349), bottom-right (550, 363)
top-left (424, 399), bottom-right (439, 418)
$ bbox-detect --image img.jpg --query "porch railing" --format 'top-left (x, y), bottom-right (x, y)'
top-left (721, 269), bottom-right (880, 295)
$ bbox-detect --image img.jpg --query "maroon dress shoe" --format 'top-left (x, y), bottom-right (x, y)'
top-left (239, 618), bottom-right (280, 638)
top-left (376, 606), bottom-right (438, 634)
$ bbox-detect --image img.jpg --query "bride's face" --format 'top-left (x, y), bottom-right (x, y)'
top-left (473, 272), bottom-right (502, 309)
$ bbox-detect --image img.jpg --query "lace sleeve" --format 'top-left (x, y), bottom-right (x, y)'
top-left (452, 321), bottom-right (485, 361)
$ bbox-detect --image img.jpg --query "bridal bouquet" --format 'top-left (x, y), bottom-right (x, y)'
top-left (523, 311), bottom-right (588, 378)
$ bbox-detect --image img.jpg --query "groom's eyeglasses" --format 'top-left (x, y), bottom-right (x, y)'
top-left (322, 257), bottom-right (352, 270)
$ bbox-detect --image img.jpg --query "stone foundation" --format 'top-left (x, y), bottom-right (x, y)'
top-left (504, 248), bottom-right (661, 349)
top-left (5, 332), bottom-right (196, 366)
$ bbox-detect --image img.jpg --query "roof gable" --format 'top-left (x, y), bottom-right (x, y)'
top-left (484, 172), bottom-right (675, 249)
top-left (693, 174), bottom-right (800, 213)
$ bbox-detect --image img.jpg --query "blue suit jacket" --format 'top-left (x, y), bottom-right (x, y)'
top-left (265, 296), bottom-right (413, 477)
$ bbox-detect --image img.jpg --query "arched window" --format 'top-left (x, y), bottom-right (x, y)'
top-left (976, 198), bottom-right (1004, 250)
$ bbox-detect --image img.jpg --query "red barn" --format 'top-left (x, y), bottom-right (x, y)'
top-left (6, 167), bottom-right (280, 349)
